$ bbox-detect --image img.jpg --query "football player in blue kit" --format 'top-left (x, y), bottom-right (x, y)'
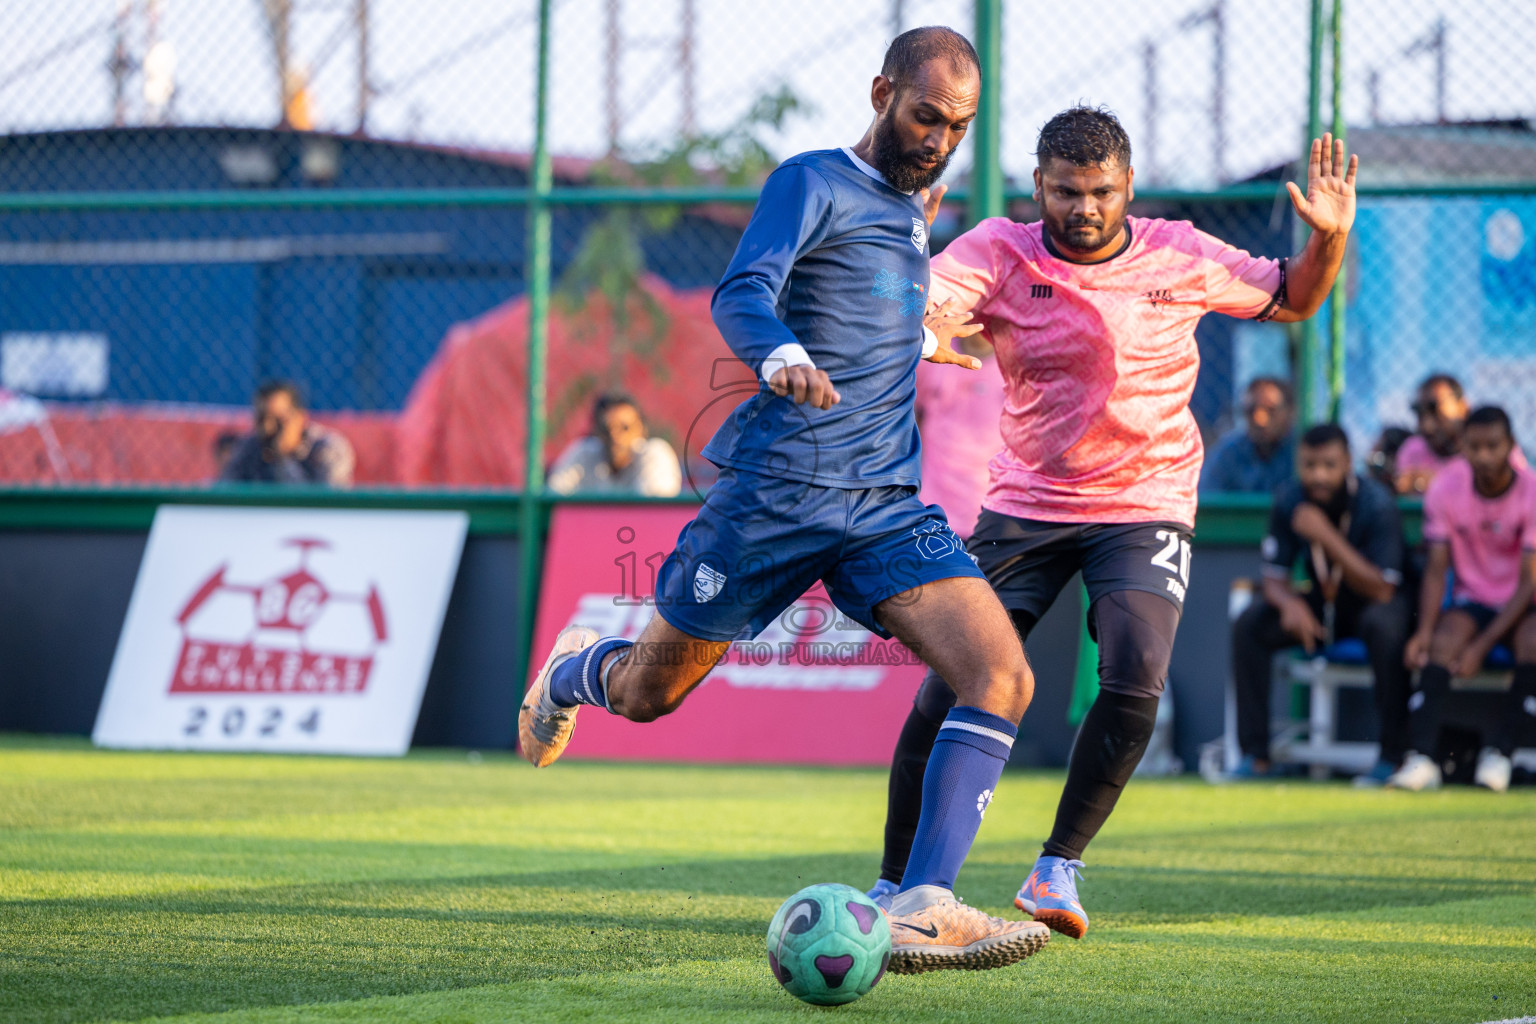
top-left (518, 27), bottom-right (1050, 975)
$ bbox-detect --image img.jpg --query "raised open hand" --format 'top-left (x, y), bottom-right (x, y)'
top-left (1286, 133), bottom-right (1358, 235)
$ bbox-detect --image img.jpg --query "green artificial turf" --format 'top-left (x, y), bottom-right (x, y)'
top-left (2, 736), bottom-right (1533, 1024)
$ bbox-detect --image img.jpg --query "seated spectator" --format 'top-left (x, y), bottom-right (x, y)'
top-left (1366, 425), bottom-right (1412, 492)
top-left (1200, 377), bottom-right (1297, 495)
top-left (212, 430), bottom-right (243, 474)
top-left (1393, 374), bottom-right (1526, 492)
top-left (547, 392), bottom-right (681, 497)
top-left (1391, 406), bottom-right (1536, 794)
top-left (1230, 423), bottom-right (1410, 780)
top-left (914, 333), bottom-right (1002, 539)
top-left (1395, 374), bottom-right (1468, 494)
top-left (219, 381), bottom-right (354, 487)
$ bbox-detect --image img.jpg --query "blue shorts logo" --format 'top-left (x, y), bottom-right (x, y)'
top-left (912, 522), bottom-right (961, 560)
top-left (693, 563), bottom-right (727, 603)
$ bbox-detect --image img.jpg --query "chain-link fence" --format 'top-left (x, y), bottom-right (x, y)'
top-left (0, 1), bottom-right (1533, 488)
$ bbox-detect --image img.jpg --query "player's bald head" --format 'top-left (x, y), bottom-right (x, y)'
top-left (880, 26), bottom-right (980, 95)
top-left (864, 26), bottom-right (979, 194)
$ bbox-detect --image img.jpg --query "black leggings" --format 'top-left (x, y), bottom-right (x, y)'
top-left (882, 589), bottom-right (1180, 881)
top-left (913, 588), bottom-right (1180, 715)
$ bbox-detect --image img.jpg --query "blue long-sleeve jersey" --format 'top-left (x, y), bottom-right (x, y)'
top-left (704, 148), bottom-right (933, 488)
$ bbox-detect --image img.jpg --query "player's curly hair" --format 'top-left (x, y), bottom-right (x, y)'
top-left (1036, 105), bottom-right (1132, 168)
top-left (880, 26), bottom-right (979, 92)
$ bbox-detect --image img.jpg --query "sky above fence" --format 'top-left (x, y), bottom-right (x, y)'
top-left (3, 1), bottom-right (1532, 189)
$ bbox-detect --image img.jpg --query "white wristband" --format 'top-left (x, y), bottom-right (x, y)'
top-left (760, 342), bottom-right (816, 383)
top-left (920, 326), bottom-right (940, 359)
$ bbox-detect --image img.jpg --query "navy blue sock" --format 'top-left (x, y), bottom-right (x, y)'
top-left (898, 705), bottom-right (1017, 893)
top-left (546, 637), bottom-right (632, 711)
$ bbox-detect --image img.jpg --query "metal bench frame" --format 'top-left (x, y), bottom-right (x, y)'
top-left (1210, 655), bottom-right (1536, 780)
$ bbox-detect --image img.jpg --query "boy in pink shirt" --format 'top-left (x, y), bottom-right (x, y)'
top-left (870, 106), bottom-right (1357, 937)
top-left (1389, 406), bottom-right (1536, 793)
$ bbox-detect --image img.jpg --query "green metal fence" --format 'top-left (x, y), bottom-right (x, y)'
top-left (3, 1), bottom-right (1536, 673)
top-left (6, 2), bottom-right (1532, 490)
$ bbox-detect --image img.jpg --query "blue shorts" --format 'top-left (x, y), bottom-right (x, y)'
top-left (654, 466), bottom-right (985, 642)
top-left (1448, 600), bottom-right (1502, 631)
top-left (1447, 599), bottom-right (1536, 632)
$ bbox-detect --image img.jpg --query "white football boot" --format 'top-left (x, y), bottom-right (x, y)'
top-left (1385, 752), bottom-right (1442, 791)
top-left (1473, 748), bottom-right (1512, 793)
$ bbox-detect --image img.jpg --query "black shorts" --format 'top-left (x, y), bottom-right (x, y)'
top-left (967, 510), bottom-right (1193, 631)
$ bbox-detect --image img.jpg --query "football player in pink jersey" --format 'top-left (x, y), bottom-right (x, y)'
top-left (1390, 406), bottom-right (1536, 793)
top-left (868, 106), bottom-right (1357, 939)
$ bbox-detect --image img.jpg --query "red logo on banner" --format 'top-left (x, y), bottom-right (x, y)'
top-left (169, 538), bottom-right (388, 696)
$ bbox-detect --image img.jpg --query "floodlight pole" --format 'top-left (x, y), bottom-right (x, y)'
top-left (355, 0), bottom-right (370, 134)
top-left (519, 0), bottom-right (554, 705)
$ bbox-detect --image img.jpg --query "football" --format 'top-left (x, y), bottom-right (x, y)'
top-left (765, 883), bottom-right (891, 1005)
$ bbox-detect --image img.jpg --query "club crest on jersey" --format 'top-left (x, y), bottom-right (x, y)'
top-left (1144, 288), bottom-right (1175, 310)
top-left (911, 217), bottom-right (928, 252)
top-left (693, 563), bottom-right (727, 603)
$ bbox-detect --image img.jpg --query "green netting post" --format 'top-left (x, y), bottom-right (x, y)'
top-left (1066, 583), bottom-right (1100, 727)
top-left (517, 0), bottom-right (554, 704)
top-left (1296, 0), bottom-right (1326, 424)
top-left (1326, 0), bottom-right (1347, 422)
top-left (968, 0), bottom-right (1003, 227)
top-left (967, 0), bottom-right (1096, 720)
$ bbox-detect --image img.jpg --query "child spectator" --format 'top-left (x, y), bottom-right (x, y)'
top-left (1392, 406), bottom-right (1536, 793)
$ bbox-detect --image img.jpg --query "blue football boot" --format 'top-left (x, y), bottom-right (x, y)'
top-left (1015, 855), bottom-right (1088, 939)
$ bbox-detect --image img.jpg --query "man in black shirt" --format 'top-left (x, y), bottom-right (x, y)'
top-left (1230, 423), bottom-right (1411, 781)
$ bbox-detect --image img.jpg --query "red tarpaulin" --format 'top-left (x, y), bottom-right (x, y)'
top-left (0, 403), bottom-right (396, 485)
top-left (397, 276), bottom-right (749, 487)
top-left (0, 278), bottom-right (742, 488)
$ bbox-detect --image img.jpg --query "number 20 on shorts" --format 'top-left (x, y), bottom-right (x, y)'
top-left (1150, 529), bottom-right (1191, 602)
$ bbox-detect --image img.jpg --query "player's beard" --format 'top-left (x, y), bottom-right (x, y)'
top-left (871, 111), bottom-right (951, 193)
top-left (1053, 211), bottom-right (1127, 256)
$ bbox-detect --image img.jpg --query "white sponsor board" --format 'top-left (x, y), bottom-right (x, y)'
top-left (94, 506), bottom-right (467, 756)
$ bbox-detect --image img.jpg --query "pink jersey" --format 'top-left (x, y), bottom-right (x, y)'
top-left (1396, 433), bottom-right (1527, 485)
top-left (1423, 458), bottom-right (1536, 609)
top-left (929, 216), bottom-right (1281, 528)
top-left (915, 352), bottom-right (1005, 538)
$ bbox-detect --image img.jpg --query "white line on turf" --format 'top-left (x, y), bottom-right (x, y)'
top-left (1473, 1016), bottom-right (1536, 1024)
